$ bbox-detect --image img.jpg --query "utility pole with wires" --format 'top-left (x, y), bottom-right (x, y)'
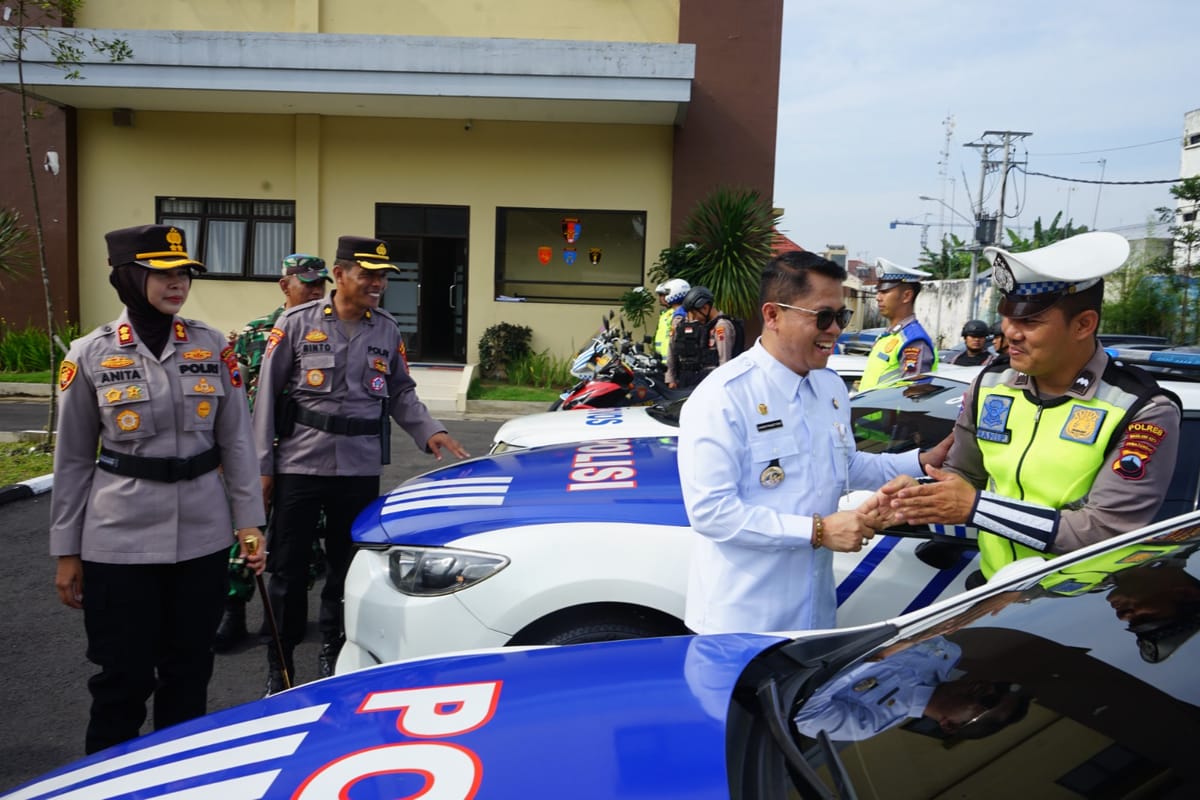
top-left (963, 130), bottom-right (1032, 317)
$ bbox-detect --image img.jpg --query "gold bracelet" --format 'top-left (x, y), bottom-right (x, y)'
top-left (811, 513), bottom-right (824, 550)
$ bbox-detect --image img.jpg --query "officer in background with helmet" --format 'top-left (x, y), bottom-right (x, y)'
top-left (864, 232), bottom-right (1181, 586)
top-left (858, 259), bottom-right (938, 390)
top-left (653, 278), bottom-right (691, 358)
top-left (253, 235), bottom-right (469, 694)
top-left (949, 319), bottom-right (992, 366)
top-left (666, 285), bottom-right (738, 388)
top-left (988, 320), bottom-right (1009, 362)
top-left (50, 224), bottom-right (265, 753)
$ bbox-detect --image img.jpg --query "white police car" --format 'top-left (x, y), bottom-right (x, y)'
top-left (340, 350), bottom-right (1200, 672)
top-left (13, 511), bottom-right (1200, 798)
top-left (491, 354), bottom-right (872, 453)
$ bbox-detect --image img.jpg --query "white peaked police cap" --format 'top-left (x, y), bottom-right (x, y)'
top-left (986, 231), bottom-right (1130, 319)
top-left (875, 258), bottom-right (932, 290)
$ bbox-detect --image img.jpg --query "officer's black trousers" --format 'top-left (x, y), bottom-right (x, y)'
top-left (266, 474), bottom-right (380, 663)
top-left (81, 550), bottom-right (226, 754)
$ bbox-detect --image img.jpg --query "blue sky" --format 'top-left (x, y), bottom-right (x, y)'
top-left (773, 0), bottom-right (1199, 265)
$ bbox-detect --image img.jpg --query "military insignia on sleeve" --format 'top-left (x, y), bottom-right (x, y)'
top-left (304, 329), bottom-right (328, 343)
top-left (116, 409), bottom-right (141, 431)
top-left (182, 348), bottom-right (212, 361)
top-left (193, 378), bottom-right (216, 394)
top-left (901, 346), bottom-right (922, 372)
top-left (264, 327), bottom-right (286, 358)
top-left (58, 360), bottom-right (78, 391)
top-left (1112, 422), bottom-right (1166, 481)
top-left (173, 321), bottom-right (188, 342)
top-left (398, 338), bottom-right (409, 369)
top-left (373, 358), bottom-right (388, 373)
top-left (117, 324), bottom-right (135, 347)
top-left (1060, 405), bottom-right (1106, 444)
top-left (100, 355), bottom-right (135, 369)
top-left (220, 345), bottom-right (243, 388)
top-left (104, 388), bottom-right (122, 404)
top-left (306, 369), bottom-right (325, 387)
top-left (196, 400), bottom-right (212, 419)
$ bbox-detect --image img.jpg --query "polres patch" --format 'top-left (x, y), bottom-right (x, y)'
top-left (1111, 421), bottom-right (1166, 481)
top-left (265, 327), bottom-right (285, 358)
top-left (58, 360), bottom-right (78, 391)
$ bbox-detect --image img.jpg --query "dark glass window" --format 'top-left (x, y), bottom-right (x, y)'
top-left (157, 197), bottom-right (295, 279)
top-left (494, 207), bottom-right (647, 303)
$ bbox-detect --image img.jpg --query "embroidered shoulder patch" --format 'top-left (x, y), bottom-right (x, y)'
top-left (58, 360), bottom-right (78, 391)
top-left (1059, 405), bottom-right (1106, 444)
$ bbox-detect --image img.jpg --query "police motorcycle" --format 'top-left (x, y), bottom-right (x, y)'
top-left (551, 313), bottom-right (689, 411)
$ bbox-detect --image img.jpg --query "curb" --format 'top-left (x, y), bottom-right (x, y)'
top-left (0, 472), bottom-right (53, 506)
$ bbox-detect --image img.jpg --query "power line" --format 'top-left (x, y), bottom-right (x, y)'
top-left (1030, 137), bottom-right (1179, 157)
top-left (1013, 165), bottom-right (1184, 186)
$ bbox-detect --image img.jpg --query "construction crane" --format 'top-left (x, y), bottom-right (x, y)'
top-left (888, 219), bottom-right (929, 251)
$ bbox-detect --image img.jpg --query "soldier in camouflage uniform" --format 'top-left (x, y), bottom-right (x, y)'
top-left (214, 255), bottom-right (331, 652)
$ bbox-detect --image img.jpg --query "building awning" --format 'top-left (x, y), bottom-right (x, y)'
top-left (0, 29), bottom-right (694, 124)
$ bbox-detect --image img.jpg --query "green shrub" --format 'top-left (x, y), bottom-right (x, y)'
top-left (0, 319), bottom-right (79, 373)
top-left (477, 322), bottom-right (533, 380)
top-left (618, 287), bottom-right (657, 332)
top-left (506, 349), bottom-right (574, 389)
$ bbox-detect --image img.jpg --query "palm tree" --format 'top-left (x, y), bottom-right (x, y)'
top-left (0, 208), bottom-right (33, 287)
top-left (674, 187), bottom-right (781, 322)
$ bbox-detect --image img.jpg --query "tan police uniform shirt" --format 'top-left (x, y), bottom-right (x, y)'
top-left (50, 312), bottom-right (266, 563)
top-left (252, 298), bottom-right (445, 477)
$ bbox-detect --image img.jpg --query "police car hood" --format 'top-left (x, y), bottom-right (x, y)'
top-left (6, 632), bottom-right (785, 799)
top-left (353, 437), bottom-right (688, 546)
top-left (493, 406), bottom-right (676, 450)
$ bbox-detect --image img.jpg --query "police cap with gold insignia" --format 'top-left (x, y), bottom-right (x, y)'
top-left (336, 235), bottom-right (399, 272)
top-left (105, 224), bottom-right (205, 273)
top-left (282, 253), bottom-right (330, 283)
top-left (875, 258), bottom-right (931, 292)
top-left (986, 231), bottom-right (1129, 319)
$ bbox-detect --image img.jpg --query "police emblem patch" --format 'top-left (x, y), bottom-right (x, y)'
top-left (993, 253), bottom-right (1016, 292)
top-left (182, 348), bottom-right (213, 361)
top-left (193, 378), bottom-right (216, 394)
top-left (977, 394), bottom-right (1013, 444)
top-left (196, 400), bottom-right (212, 419)
top-left (371, 375), bottom-right (386, 393)
top-left (757, 403), bottom-right (768, 415)
top-left (304, 330), bottom-right (328, 343)
top-left (58, 360), bottom-right (78, 391)
top-left (1111, 422), bottom-right (1165, 481)
top-left (882, 337), bottom-right (899, 354)
top-left (125, 385), bottom-right (143, 400)
top-left (100, 355), bottom-right (135, 369)
top-left (264, 327), bottom-right (285, 358)
top-left (1060, 405), bottom-right (1106, 444)
top-left (116, 409), bottom-right (140, 431)
top-left (104, 388), bottom-right (122, 404)
top-left (306, 369), bottom-right (325, 387)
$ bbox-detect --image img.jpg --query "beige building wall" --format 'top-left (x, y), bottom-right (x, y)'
top-left (76, 110), bottom-right (673, 360)
top-left (77, 0), bottom-right (680, 41)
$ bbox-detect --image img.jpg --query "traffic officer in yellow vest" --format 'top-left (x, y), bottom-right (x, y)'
top-left (253, 235), bottom-right (468, 694)
top-left (50, 224), bottom-right (266, 753)
top-left (862, 232), bottom-right (1182, 585)
top-left (857, 258), bottom-right (938, 390)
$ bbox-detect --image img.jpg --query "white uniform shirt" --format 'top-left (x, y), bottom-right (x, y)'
top-left (679, 340), bottom-right (921, 634)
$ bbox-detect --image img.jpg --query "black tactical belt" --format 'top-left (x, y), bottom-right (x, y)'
top-left (295, 406), bottom-right (381, 436)
top-left (97, 445), bottom-right (221, 483)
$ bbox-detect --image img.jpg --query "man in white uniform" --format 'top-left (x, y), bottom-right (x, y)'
top-left (678, 250), bottom-right (950, 634)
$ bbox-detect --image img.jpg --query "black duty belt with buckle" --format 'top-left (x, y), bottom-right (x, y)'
top-left (295, 406), bottom-right (381, 436)
top-left (97, 445), bottom-right (221, 483)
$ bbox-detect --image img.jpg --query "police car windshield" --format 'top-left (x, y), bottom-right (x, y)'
top-left (850, 377), bottom-right (964, 454)
top-left (646, 397), bottom-right (687, 427)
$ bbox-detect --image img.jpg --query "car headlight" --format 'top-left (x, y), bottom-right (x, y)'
top-left (387, 546), bottom-right (510, 596)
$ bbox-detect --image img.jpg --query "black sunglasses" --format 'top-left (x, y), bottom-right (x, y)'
top-left (774, 302), bottom-right (854, 331)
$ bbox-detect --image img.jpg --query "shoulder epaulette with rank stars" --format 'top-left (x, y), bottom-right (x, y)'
top-left (116, 323), bottom-right (136, 347)
top-left (173, 320), bottom-right (189, 342)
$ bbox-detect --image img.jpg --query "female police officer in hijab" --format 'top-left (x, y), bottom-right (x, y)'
top-left (49, 224), bottom-right (266, 754)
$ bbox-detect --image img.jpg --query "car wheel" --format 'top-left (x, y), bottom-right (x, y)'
top-left (548, 397), bottom-right (564, 411)
top-left (540, 620), bottom-right (663, 646)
